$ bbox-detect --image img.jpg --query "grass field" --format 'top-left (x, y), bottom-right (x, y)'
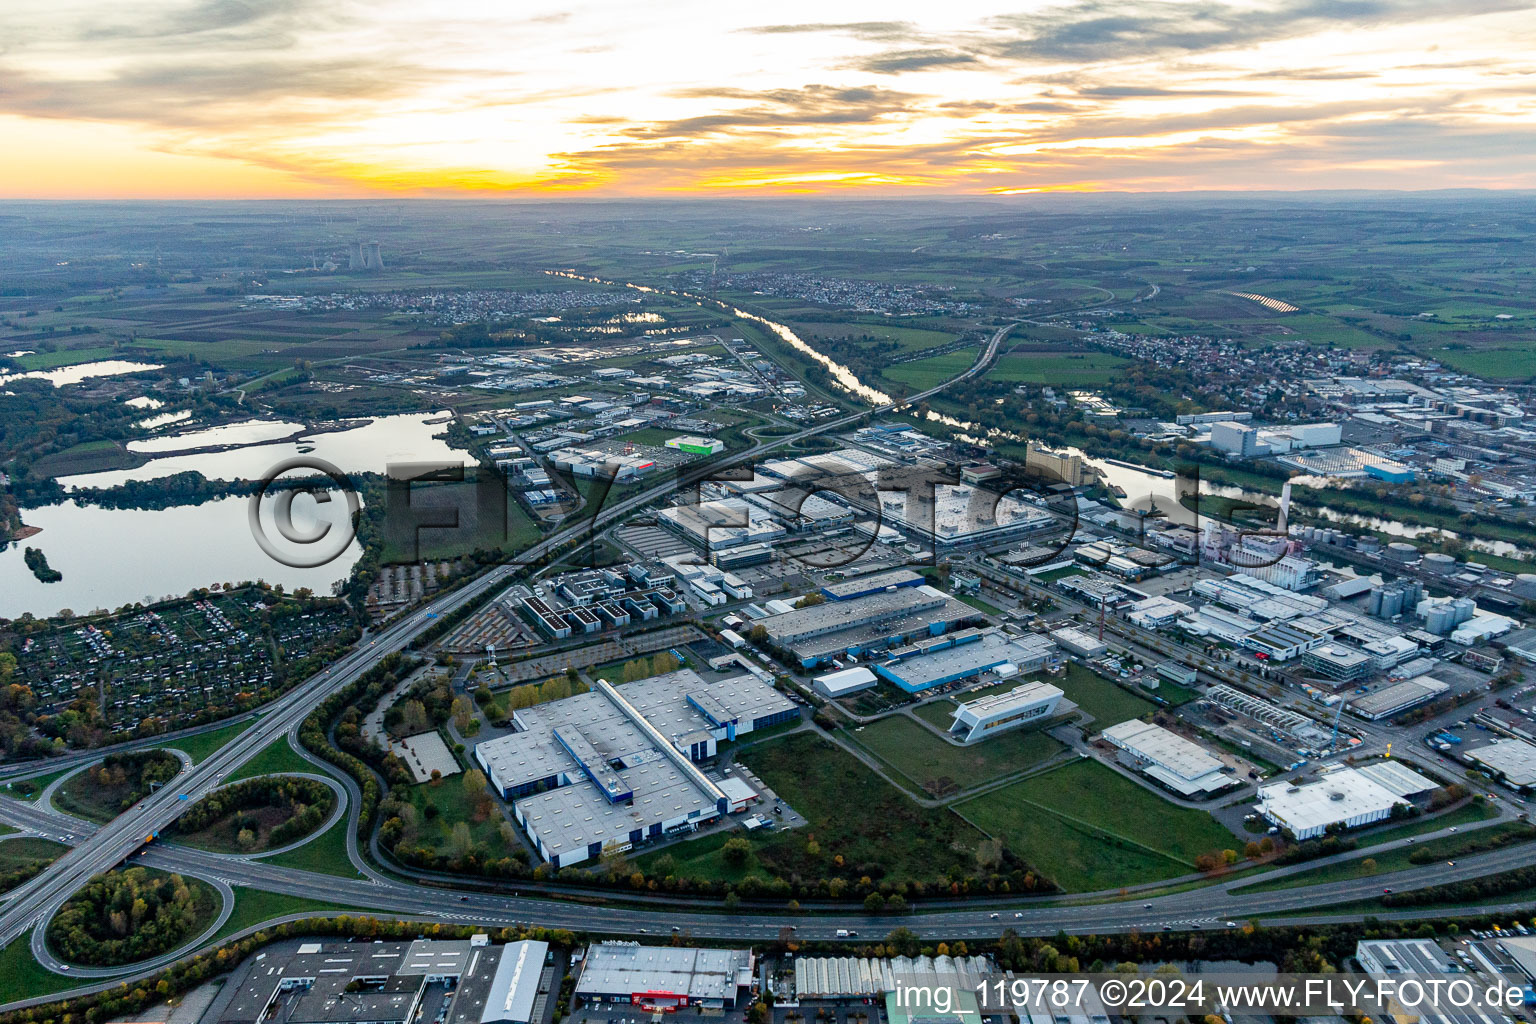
top-left (848, 716), bottom-right (1064, 796)
top-left (796, 321), bottom-right (960, 354)
top-left (226, 736), bottom-right (315, 782)
top-left (5, 767), bottom-right (72, 801)
top-left (172, 717), bottom-right (259, 765)
top-left (661, 732), bottom-right (988, 886)
top-left (261, 816), bottom-right (365, 878)
top-left (0, 928), bottom-right (89, 1004)
top-left (957, 759), bottom-right (1237, 891)
top-left (0, 837), bottom-right (69, 892)
top-left (1057, 664), bottom-right (1156, 727)
top-left (209, 887), bottom-right (368, 943)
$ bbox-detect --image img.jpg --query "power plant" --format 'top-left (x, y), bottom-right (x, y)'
top-left (348, 240), bottom-right (384, 270)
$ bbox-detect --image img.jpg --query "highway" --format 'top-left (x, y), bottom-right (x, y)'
top-left (0, 321), bottom-right (1015, 954)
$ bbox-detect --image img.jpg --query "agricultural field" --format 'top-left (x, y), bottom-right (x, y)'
top-left (957, 759), bottom-right (1238, 892)
top-left (881, 348), bottom-right (979, 389)
top-left (986, 351), bottom-right (1132, 387)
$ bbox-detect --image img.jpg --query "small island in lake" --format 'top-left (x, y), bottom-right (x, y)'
top-left (23, 546), bottom-right (62, 583)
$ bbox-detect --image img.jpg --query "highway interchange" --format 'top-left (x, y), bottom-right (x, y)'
top-left (1, 317), bottom-right (1532, 1008)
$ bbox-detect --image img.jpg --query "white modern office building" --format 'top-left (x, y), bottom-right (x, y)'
top-left (949, 680), bottom-right (1065, 744)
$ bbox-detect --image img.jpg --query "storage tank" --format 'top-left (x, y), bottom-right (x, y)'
top-left (1425, 603), bottom-right (1455, 634)
top-left (1385, 542), bottom-right (1418, 562)
top-left (1422, 552), bottom-right (1456, 575)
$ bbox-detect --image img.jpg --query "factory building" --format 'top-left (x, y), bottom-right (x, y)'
top-left (209, 939), bottom-right (547, 1024)
top-left (1347, 676), bottom-right (1449, 720)
top-left (475, 670), bottom-right (797, 867)
top-left (1355, 939), bottom-right (1505, 1024)
top-left (819, 568), bottom-right (925, 601)
top-left (658, 498), bottom-right (785, 552)
top-left (1049, 626), bottom-right (1109, 659)
top-left (793, 955), bottom-right (994, 1002)
top-left (1467, 738), bottom-right (1536, 789)
top-left (759, 585), bottom-right (977, 668)
top-left (1099, 720), bottom-right (1234, 797)
top-left (1211, 421), bottom-right (1262, 457)
top-left (575, 943), bottom-right (753, 1011)
top-left (1257, 768), bottom-right (1412, 839)
top-left (873, 628), bottom-right (1060, 694)
top-left (948, 680), bottom-right (1065, 744)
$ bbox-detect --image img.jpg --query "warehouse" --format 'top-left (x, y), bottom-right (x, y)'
top-left (813, 666), bottom-right (878, 698)
top-left (575, 942), bottom-right (753, 1011)
top-left (1257, 768), bottom-right (1410, 839)
top-left (874, 628), bottom-right (1060, 693)
top-left (1099, 720), bottom-right (1234, 797)
top-left (820, 568), bottom-right (924, 601)
top-left (658, 498), bottom-right (785, 551)
top-left (1049, 626), bottom-right (1109, 659)
top-left (474, 670), bottom-right (797, 866)
top-left (948, 680), bottom-right (1065, 743)
top-left (1355, 939), bottom-right (1505, 1024)
top-left (1467, 738), bottom-right (1536, 789)
top-left (1346, 676), bottom-right (1449, 720)
top-left (760, 585), bottom-right (977, 668)
top-left (887, 483), bottom-right (1059, 550)
top-left (211, 939), bottom-right (548, 1024)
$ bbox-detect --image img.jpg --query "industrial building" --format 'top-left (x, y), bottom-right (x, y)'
top-left (665, 435), bottom-right (725, 456)
top-left (793, 954), bottom-right (993, 1001)
top-left (948, 680), bottom-right (1065, 743)
top-left (475, 669), bottom-right (797, 866)
top-left (1347, 676), bottom-right (1449, 720)
top-left (1257, 768), bottom-right (1412, 839)
top-left (1355, 939), bottom-right (1505, 1024)
top-left (813, 666), bottom-right (878, 698)
top-left (658, 498), bottom-right (785, 552)
top-left (1467, 738), bottom-right (1536, 789)
top-left (880, 482), bottom-right (1060, 550)
top-left (819, 568), bottom-right (924, 601)
top-left (759, 585), bottom-right (977, 668)
top-left (1098, 720), bottom-right (1234, 797)
top-left (574, 942), bottom-right (753, 1012)
top-left (1049, 626), bottom-right (1109, 659)
top-left (873, 627), bottom-right (1060, 693)
top-left (209, 938), bottom-right (548, 1024)
top-left (1302, 643), bottom-right (1376, 682)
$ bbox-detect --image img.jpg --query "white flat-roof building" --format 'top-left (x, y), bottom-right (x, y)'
top-left (1257, 768), bottom-right (1409, 839)
top-left (475, 670), bottom-right (797, 867)
top-left (873, 628), bottom-right (1060, 694)
top-left (949, 681), bottom-right (1065, 744)
top-left (813, 666), bottom-right (878, 698)
top-left (1050, 626), bottom-right (1108, 659)
top-left (1467, 738), bottom-right (1536, 788)
top-left (1099, 720), bottom-right (1233, 797)
top-left (575, 943), bottom-right (753, 1011)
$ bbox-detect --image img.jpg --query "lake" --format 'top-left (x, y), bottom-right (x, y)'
top-left (4, 412), bottom-right (473, 620)
top-left (0, 495), bottom-right (363, 620)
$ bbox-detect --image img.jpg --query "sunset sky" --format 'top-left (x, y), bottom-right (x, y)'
top-left (3, 0), bottom-right (1535, 198)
